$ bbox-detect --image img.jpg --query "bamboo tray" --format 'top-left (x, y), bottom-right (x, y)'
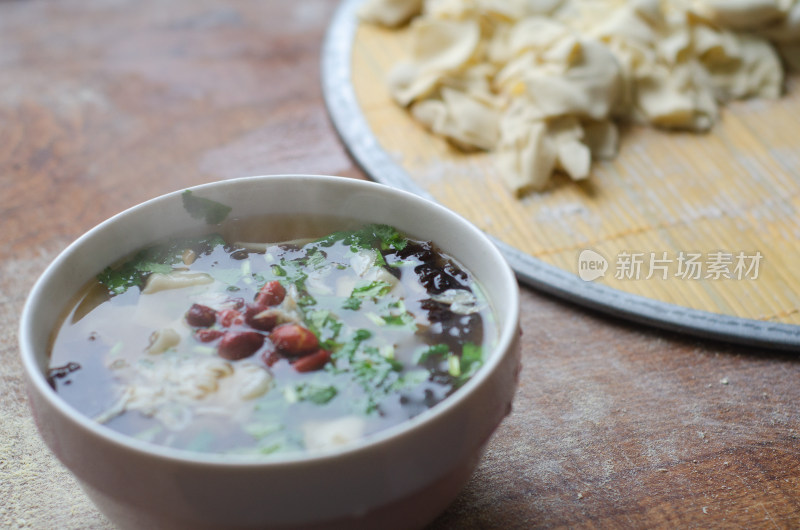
top-left (322, 0), bottom-right (800, 350)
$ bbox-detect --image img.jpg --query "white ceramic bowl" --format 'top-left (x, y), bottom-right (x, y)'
top-left (19, 175), bottom-right (521, 530)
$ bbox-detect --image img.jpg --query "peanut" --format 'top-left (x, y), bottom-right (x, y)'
top-left (217, 331), bottom-right (264, 360)
top-left (244, 304), bottom-right (279, 331)
top-left (255, 280), bottom-right (286, 307)
top-left (270, 323), bottom-right (318, 356)
top-left (186, 303), bottom-right (217, 327)
top-left (195, 329), bottom-right (224, 342)
top-left (291, 349), bottom-right (331, 372)
top-left (217, 308), bottom-right (244, 327)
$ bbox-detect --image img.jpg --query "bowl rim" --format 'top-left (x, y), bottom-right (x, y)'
top-left (19, 174), bottom-right (520, 469)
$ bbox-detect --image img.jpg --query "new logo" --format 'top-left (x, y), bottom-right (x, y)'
top-left (578, 249), bottom-right (608, 282)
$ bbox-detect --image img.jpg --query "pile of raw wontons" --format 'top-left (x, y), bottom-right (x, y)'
top-left (359, 0), bottom-right (800, 195)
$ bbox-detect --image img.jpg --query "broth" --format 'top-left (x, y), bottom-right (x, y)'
top-left (49, 218), bottom-right (496, 456)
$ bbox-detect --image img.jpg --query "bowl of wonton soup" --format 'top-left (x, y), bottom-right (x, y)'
top-left (19, 175), bottom-right (521, 530)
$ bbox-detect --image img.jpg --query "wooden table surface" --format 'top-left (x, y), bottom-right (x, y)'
top-left (1, 1), bottom-right (798, 528)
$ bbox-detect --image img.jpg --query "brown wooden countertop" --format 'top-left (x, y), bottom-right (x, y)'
top-left (1, 1), bottom-right (798, 528)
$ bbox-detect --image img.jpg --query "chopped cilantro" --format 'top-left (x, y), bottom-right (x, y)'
top-left (315, 223), bottom-right (409, 253)
top-left (349, 355), bottom-right (403, 413)
top-left (181, 190), bottom-right (232, 225)
top-left (305, 309), bottom-right (342, 343)
top-left (369, 224), bottom-right (408, 251)
top-left (343, 280), bottom-right (393, 311)
top-left (416, 344), bottom-right (450, 363)
top-left (351, 280), bottom-right (392, 301)
top-left (372, 252), bottom-right (387, 268)
top-left (390, 369), bottom-right (429, 392)
top-left (381, 313), bottom-right (415, 327)
top-left (328, 328), bottom-right (408, 414)
top-left (353, 328), bottom-right (373, 341)
top-left (97, 261), bottom-right (170, 296)
top-left (333, 329), bottom-right (372, 362)
top-left (266, 256), bottom-right (319, 308)
top-left (96, 234), bottom-right (225, 295)
top-left (293, 383), bottom-right (338, 405)
top-left (342, 297), bottom-right (362, 310)
top-left (304, 247), bottom-right (328, 270)
top-left (453, 342), bottom-right (484, 386)
top-left (296, 295), bottom-right (317, 307)
top-left (460, 343), bottom-right (484, 376)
